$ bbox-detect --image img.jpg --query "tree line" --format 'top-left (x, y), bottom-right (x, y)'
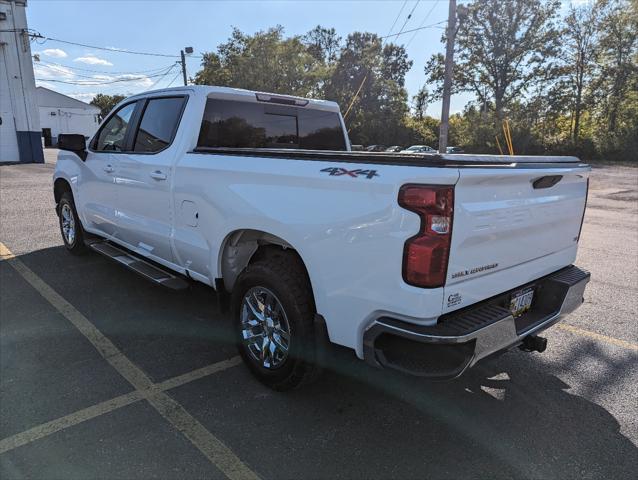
top-left (92, 0), bottom-right (637, 160)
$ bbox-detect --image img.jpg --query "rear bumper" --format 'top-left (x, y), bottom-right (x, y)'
top-left (363, 265), bottom-right (590, 379)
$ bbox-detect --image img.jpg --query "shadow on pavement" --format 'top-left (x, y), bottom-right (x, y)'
top-left (4, 245), bottom-right (637, 479)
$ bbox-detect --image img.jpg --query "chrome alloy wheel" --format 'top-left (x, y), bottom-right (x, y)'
top-left (60, 203), bottom-right (76, 245)
top-left (240, 286), bottom-right (291, 369)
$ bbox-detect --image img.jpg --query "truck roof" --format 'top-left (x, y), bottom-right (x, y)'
top-left (129, 85), bottom-right (341, 112)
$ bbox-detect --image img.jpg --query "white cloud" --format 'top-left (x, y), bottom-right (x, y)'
top-left (117, 74), bottom-right (153, 88)
top-left (33, 63), bottom-right (75, 79)
top-left (68, 92), bottom-right (98, 102)
top-left (35, 80), bottom-right (56, 90)
top-left (92, 74), bottom-right (115, 81)
top-left (39, 48), bottom-right (68, 58)
top-left (74, 55), bottom-right (113, 66)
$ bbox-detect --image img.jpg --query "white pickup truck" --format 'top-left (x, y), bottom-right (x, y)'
top-left (53, 86), bottom-right (590, 390)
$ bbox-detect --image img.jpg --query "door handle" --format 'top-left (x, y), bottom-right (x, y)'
top-left (103, 164), bottom-right (114, 173)
top-left (150, 170), bottom-right (167, 180)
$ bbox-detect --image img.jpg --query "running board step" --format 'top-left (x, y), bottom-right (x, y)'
top-left (89, 241), bottom-right (189, 291)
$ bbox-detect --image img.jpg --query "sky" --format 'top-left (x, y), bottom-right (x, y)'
top-left (26, 0), bottom-right (583, 117)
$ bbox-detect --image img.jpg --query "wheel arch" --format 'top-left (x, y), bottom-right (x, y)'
top-left (54, 177), bottom-right (73, 208)
top-left (218, 229), bottom-right (315, 300)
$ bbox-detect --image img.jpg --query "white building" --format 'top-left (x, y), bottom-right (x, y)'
top-left (36, 87), bottom-right (100, 147)
top-left (0, 0), bottom-right (43, 163)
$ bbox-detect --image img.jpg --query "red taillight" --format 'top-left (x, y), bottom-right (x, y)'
top-left (399, 184), bottom-right (454, 288)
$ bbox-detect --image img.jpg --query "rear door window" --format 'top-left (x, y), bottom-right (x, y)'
top-left (197, 99), bottom-right (346, 151)
top-left (133, 97), bottom-right (186, 153)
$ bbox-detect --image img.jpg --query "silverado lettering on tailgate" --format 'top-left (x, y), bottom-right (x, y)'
top-left (451, 263), bottom-right (499, 279)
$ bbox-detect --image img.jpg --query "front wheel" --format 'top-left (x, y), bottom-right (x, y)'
top-left (232, 251), bottom-right (319, 391)
top-left (58, 192), bottom-right (87, 254)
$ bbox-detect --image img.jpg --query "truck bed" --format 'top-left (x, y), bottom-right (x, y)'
top-left (192, 147), bottom-right (586, 168)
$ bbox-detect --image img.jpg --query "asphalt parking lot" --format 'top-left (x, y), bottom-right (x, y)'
top-left (1, 151), bottom-right (637, 479)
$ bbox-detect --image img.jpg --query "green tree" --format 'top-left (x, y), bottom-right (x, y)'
top-left (594, 0), bottom-right (638, 133)
top-left (90, 93), bottom-right (125, 119)
top-left (302, 26), bottom-right (341, 64)
top-left (587, 0), bottom-right (638, 160)
top-left (425, 0), bottom-right (562, 121)
top-left (561, 2), bottom-right (602, 144)
top-left (193, 26), bottom-right (324, 97)
top-left (412, 86), bottom-right (430, 120)
top-left (324, 32), bottom-right (412, 145)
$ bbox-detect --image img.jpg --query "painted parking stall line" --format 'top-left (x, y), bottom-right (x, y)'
top-left (0, 391), bottom-right (143, 455)
top-left (0, 242), bottom-right (259, 480)
top-left (0, 357), bottom-right (243, 455)
top-left (556, 323), bottom-right (638, 352)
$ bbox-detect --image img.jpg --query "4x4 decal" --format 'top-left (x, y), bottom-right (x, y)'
top-left (320, 167), bottom-right (379, 179)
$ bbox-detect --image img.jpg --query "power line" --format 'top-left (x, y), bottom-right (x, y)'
top-left (29, 33), bottom-right (203, 59)
top-left (386, 0), bottom-right (409, 38)
top-left (35, 61), bottom-right (177, 81)
top-left (379, 20), bottom-right (447, 40)
top-left (392, 0), bottom-right (421, 42)
top-left (405, 0), bottom-right (442, 47)
top-left (35, 59), bottom-right (177, 76)
top-left (165, 71), bottom-right (183, 89)
top-left (148, 64), bottom-right (179, 89)
top-left (32, 34), bottom-right (178, 57)
top-left (35, 69), bottom-right (176, 86)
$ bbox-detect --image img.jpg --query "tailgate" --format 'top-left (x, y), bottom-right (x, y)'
top-left (443, 165), bottom-right (589, 312)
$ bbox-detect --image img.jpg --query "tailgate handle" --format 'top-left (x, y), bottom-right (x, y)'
top-left (532, 175), bottom-right (563, 189)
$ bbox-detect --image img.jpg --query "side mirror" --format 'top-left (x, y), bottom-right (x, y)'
top-left (58, 134), bottom-right (87, 161)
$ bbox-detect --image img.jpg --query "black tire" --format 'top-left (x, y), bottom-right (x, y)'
top-left (57, 191), bottom-right (87, 254)
top-left (231, 249), bottom-right (319, 391)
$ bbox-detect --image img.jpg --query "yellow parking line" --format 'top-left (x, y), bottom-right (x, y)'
top-left (156, 356), bottom-right (242, 392)
top-left (557, 323), bottom-right (638, 351)
top-left (0, 357), bottom-right (242, 456)
top-left (0, 242), bottom-right (259, 480)
top-left (0, 391), bottom-right (143, 455)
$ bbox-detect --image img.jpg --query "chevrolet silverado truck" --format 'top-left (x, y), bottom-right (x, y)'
top-left (53, 86), bottom-right (591, 390)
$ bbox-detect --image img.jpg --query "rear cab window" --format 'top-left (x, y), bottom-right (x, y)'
top-left (133, 97), bottom-right (186, 153)
top-left (197, 98), bottom-right (347, 151)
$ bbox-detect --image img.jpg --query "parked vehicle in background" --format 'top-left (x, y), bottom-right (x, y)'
top-left (365, 144), bottom-right (386, 152)
top-left (53, 85), bottom-right (591, 391)
top-left (385, 145), bottom-right (403, 152)
top-left (401, 145), bottom-right (436, 153)
top-left (446, 146), bottom-right (465, 153)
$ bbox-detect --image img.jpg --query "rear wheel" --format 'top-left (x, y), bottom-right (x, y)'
top-left (232, 250), bottom-right (319, 390)
top-left (58, 192), bottom-right (87, 254)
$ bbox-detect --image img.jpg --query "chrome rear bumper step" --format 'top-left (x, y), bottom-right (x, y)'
top-left (88, 241), bottom-right (189, 291)
top-left (363, 265), bottom-right (590, 379)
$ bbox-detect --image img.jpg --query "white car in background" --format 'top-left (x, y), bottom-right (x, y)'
top-left (401, 145), bottom-right (436, 153)
top-left (53, 85), bottom-right (591, 390)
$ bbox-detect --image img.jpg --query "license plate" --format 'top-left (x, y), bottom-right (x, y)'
top-left (509, 287), bottom-right (534, 317)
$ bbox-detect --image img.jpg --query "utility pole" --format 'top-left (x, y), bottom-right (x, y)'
top-left (438, 0), bottom-right (458, 154)
top-left (180, 47), bottom-right (194, 86)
